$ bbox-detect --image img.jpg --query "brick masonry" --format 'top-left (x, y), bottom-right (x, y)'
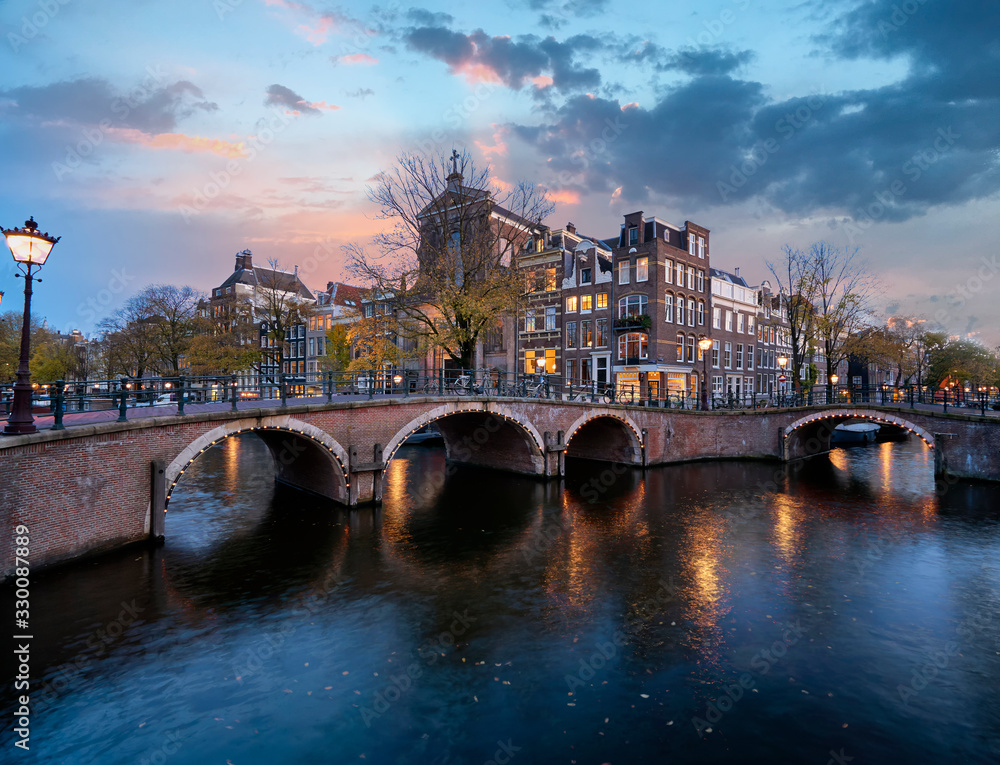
top-left (2, 398), bottom-right (998, 576)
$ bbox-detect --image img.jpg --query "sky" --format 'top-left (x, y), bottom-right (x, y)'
top-left (1, 0), bottom-right (998, 346)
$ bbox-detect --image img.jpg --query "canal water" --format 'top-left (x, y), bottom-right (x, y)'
top-left (5, 435), bottom-right (1000, 764)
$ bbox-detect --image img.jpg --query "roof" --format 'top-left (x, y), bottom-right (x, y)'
top-left (217, 265), bottom-right (315, 300)
top-left (709, 267), bottom-right (751, 288)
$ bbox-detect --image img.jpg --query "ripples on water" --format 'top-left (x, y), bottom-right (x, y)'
top-left (5, 435), bottom-right (1000, 764)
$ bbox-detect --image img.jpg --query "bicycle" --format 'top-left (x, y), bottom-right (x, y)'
top-left (602, 385), bottom-right (634, 405)
top-left (515, 378), bottom-right (547, 398)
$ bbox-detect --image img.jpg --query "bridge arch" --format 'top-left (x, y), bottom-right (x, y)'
top-left (383, 402), bottom-right (546, 475)
top-left (563, 412), bottom-right (643, 464)
top-left (165, 417), bottom-right (350, 505)
top-left (783, 409), bottom-right (934, 461)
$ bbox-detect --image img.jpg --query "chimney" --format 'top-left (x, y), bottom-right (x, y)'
top-left (566, 222), bottom-right (576, 234)
top-left (235, 249), bottom-right (253, 271)
top-left (735, 267), bottom-right (741, 279)
top-left (294, 265), bottom-right (299, 277)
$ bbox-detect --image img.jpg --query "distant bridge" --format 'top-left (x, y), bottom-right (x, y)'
top-left (2, 396), bottom-right (998, 576)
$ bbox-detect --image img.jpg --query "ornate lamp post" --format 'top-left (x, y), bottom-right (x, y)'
top-left (830, 373), bottom-right (839, 404)
top-left (777, 354), bottom-right (788, 407)
top-left (698, 337), bottom-right (712, 411)
top-left (2, 217), bottom-right (60, 435)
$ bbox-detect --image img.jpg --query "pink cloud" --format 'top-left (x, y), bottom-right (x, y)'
top-left (476, 126), bottom-right (508, 159)
top-left (454, 61), bottom-right (503, 86)
top-left (303, 100), bottom-right (340, 111)
top-left (531, 76), bottom-right (554, 90)
top-left (297, 15), bottom-right (335, 45)
top-left (337, 53), bottom-right (378, 65)
top-left (105, 127), bottom-right (247, 158)
top-left (548, 189), bottom-right (580, 205)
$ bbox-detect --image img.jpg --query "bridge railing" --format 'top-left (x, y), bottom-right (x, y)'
top-left (2, 372), bottom-right (998, 431)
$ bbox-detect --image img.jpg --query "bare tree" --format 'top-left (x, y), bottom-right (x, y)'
top-left (345, 149), bottom-right (553, 369)
top-left (771, 242), bottom-right (878, 396)
top-left (145, 284), bottom-right (201, 373)
top-left (98, 295), bottom-right (161, 378)
top-left (766, 246), bottom-right (819, 393)
top-left (254, 257), bottom-right (314, 385)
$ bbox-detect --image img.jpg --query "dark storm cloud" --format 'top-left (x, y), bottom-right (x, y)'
top-left (515, 1), bottom-right (1000, 221)
top-left (404, 26), bottom-right (601, 91)
top-left (0, 76), bottom-right (218, 133)
top-left (265, 84), bottom-right (320, 115)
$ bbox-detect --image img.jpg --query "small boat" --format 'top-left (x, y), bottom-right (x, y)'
top-left (831, 421), bottom-right (880, 444)
top-left (403, 425), bottom-right (444, 445)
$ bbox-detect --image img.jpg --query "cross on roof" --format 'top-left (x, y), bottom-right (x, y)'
top-left (451, 149), bottom-right (459, 175)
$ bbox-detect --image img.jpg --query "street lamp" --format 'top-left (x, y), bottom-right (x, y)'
top-left (698, 337), bottom-right (712, 411)
top-left (830, 373), bottom-right (839, 402)
top-left (2, 217), bottom-right (60, 435)
top-left (777, 354), bottom-right (788, 407)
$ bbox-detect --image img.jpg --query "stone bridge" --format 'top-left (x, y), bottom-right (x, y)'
top-left (2, 396), bottom-right (998, 575)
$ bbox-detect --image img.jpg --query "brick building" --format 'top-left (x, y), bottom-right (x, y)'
top-left (609, 211), bottom-right (711, 400)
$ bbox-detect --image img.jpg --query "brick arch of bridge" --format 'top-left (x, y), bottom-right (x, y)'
top-left (782, 409), bottom-right (934, 461)
top-left (165, 417), bottom-right (350, 505)
top-left (563, 412), bottom-right (643, 464)
top-left (382, 403), bottom-right (546, 475)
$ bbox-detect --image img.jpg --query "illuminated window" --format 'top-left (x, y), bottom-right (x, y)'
top-left (618, 332), bottom-right (648, 360)
top-left (637, 257), bottom-right (648, 282)
top-left (597, 292), bottom-right (608, 309)
top-left (581, 295), bottom-right (593, 312)
top-left (618, 294), bottom-right (648, 317)
top-left (566, 296), bottom-right (578, 312)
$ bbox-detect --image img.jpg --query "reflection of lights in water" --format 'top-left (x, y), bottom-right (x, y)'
top-left (772, 494), bottom-right (802, 568)
top-left (829, 448), bottom-right (849, 472)
top-left (878, 442), bottom-right (894, 493)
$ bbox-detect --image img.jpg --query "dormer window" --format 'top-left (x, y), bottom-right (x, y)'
top-left (628, 226), bottom-right (638, 246)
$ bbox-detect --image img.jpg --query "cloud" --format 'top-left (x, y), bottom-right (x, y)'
top-left (547, 188), bottom-right (580, 205)
top-left (404, 26), bottom-right (601, 91)
top-left (104, 127), bottom-right (247, 158)
top-left (405, 8), bottom-right (454, 26)
top-left (264, 84), bottom-right (338, 115)
top-left (333, 53), bottom-right (378, 65)
top-left (0, 76), bottom-right (218, 134)
top-left (346, 88), bottom-right (375, 99)
top-left (513, 0), bottom-right (1000, 225)
top-left (620, 42), bottom-right (754, 76)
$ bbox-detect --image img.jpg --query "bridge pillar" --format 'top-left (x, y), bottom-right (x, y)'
top-left (347, 444), bottom-right (384, 506)
top-left (150, 460), bottom-right (166, 542)
top-left (544, 430), bottom-right (566, 476)
top-left (933, 432), bottom-right (957, 478)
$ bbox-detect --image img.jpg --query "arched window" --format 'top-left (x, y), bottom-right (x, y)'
top-left (618, 332), bottom-right (648, 360)
top-left (676, 332), bottom-right (684, 361)
top-left (664, 293), bottom-right (674, 323)
top-left (698, 300), bottom-right (705, 326)
top-left (617, 294), bottom-right (648, 318)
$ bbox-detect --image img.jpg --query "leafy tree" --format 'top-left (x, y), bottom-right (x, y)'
top-left (345, 149), bottom-right (552, 369)
top-left (927, 339), bottom-right (998, 388)
top-left (323, 323), bottom-right (352, 371)
top-left (0, 311), bottom-right (52, 383)
top-left (30, 336), bottom-right (78, 382)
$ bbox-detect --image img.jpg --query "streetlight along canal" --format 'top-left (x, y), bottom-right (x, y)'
top-left (4, 436), bottom-right (1000, 763)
